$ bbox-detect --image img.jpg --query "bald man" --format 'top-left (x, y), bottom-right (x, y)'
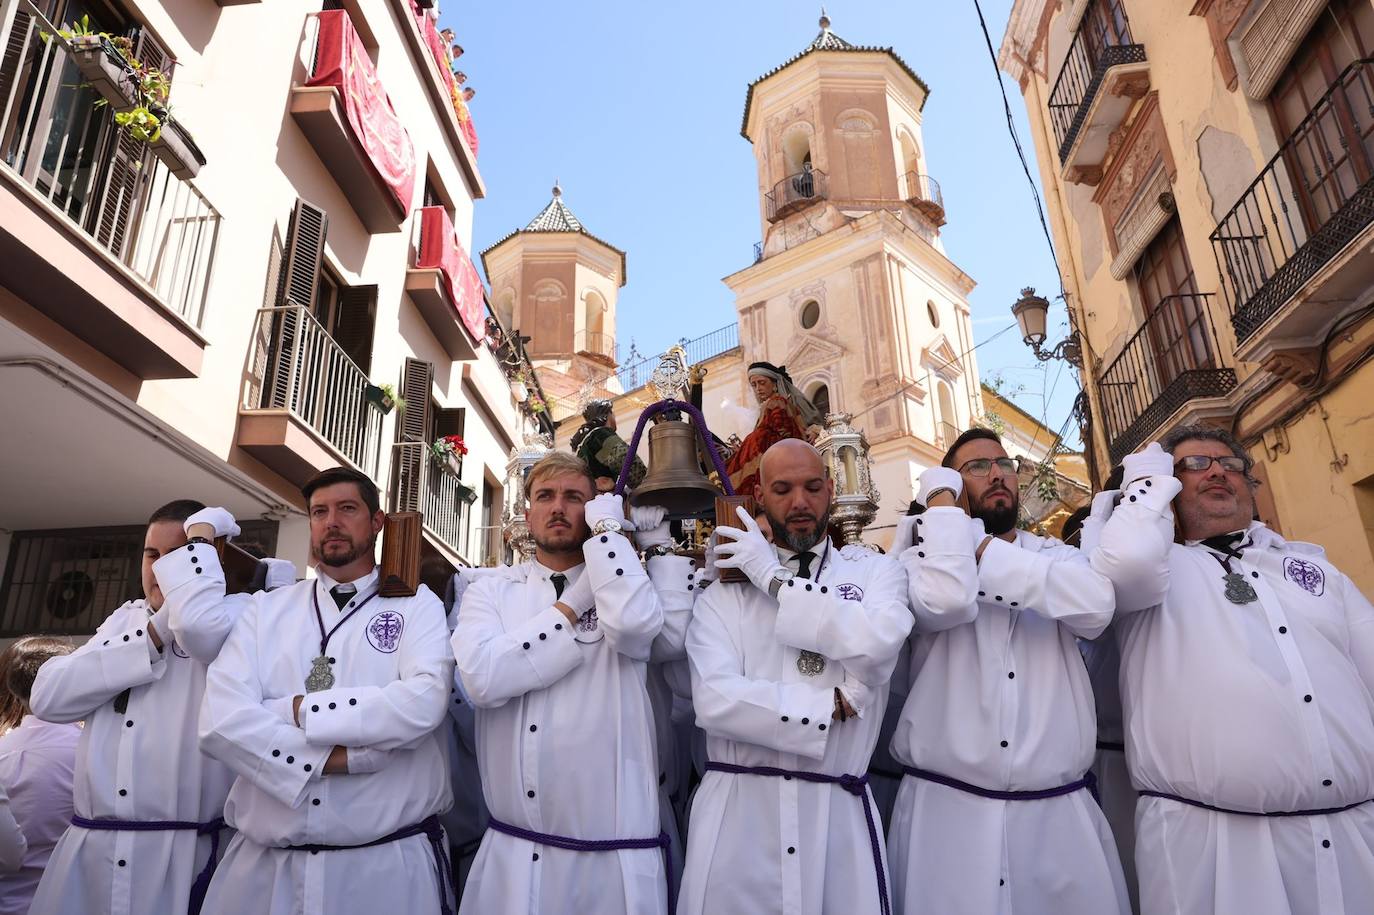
top-left (678, 440), bottom-right (912, 915)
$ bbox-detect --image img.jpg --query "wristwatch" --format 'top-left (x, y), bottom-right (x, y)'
top-left (590, 518), bottom-right (623, 536)
top-left (766, 566), bottom-right (792, 599)
top-left (187, 536), bottom-right (212, 547)
top-left (642, 544), bottom-right (676, 560)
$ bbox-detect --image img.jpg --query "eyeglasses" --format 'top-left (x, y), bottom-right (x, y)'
top-left (958, 457), bottom-right (1018, 477)
top-left (1173, 455), bottom-right (1249, 474)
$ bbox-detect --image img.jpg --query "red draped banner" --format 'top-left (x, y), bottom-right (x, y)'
top-left (417, 206), bottom-right (486, 345)
top-left (307, 10), bottom-right (415, 215)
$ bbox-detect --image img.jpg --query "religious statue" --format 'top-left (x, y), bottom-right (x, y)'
top-left (724, 361), bottom-right (823, 496)
top-left (570, 399), bottom-right (646, 493)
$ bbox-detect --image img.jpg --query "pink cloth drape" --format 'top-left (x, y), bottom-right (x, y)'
top-left (416, 206), bottom-right (485, 345)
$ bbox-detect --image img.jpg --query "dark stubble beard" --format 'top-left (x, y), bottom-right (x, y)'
top-left (314, 531), bottom-right (377, 568)
top-left (764, 506), bottom-right (831, 553)
top-left (970, 493), bottom-right (1019, 537)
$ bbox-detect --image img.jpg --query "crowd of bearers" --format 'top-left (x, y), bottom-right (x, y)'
top-left (1, 418), bottom-right (1373, 914)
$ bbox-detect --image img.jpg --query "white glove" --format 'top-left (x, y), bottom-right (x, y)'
top-left (263, 558), bottom-right (297, 590)
top-left (714, 506), bottom-right (783, 593)
top-left (891, 514), bottom-right (919, 553)
top-left (1089, 490), bottom-right (1118, 522)
top-left (697, 533), bottom-right (720, 585)
top-left (185, 507), bottom-right (240, 540)
top-left (584, 493), bottom-right (625, 532)
top-left (1122, 442), bottom-right (1174, 485)
top-left (343, 747), bottom-right (392, 775)
top-left (917, 466), bottom-right (964, 507)
top-left (630, 505), bottom-right (672, 549)
top-left (556, 570), bottom-right (596, 616)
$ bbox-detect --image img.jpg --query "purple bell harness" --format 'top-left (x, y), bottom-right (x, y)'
top-left (485, 817), bottom-right (675, 914)
top-left (70, 814), bottom-right (227, 915)
top-left (703, 761), bottom-right (891, 915)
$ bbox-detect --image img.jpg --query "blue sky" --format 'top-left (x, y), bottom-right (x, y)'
top-left (444, 0), bottom-right (1082, 448)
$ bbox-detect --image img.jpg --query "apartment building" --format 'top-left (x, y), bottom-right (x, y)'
top-left (1001, 0), bottom-right (1374, 591)
top-left (0, 0), bottom-right (543, 638)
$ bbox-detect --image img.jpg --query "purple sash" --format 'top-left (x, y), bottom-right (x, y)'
top-left (285, 814), bottom-right (452, 915)
top-left (902, 765), bottom-right (1098, 803)
top-left (485, 816), bottom-right (674, 915)
top-left (1139, 790), bottom-right (1373, 818)
top-left (70, 815), bottom-right (226, 915)
top-left (703, 761), bottom-right (891, 915)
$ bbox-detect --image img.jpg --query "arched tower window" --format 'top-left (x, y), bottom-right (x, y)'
top-left (582, 289), bottom-right (610, 359)
top-left (783, 127), bottom-right (813, 177)
top-left (809, 382), bottom-right (831, 418)
top-left (937, 380), bottom-right (959, 448)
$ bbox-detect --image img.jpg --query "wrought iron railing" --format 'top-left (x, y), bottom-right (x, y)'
top-left (1047, 0), bottom-right (1145, 163)
top-left (766, 167), bottom-right (827, 222)
top-left (900, 171), bottom-right (945, 224)
top-left (574, 329), bottom-right (616, 362)
top-left (474, 524), bottom-right (505, 567)
top-left (1210, 57), bottom-right (1374, 342)
top-left (1097, 293), bottom-right (1237, 463)
top-left (391, 441), bottom-right (474, 560)
top-left (0, 0), bottom-right (220, 327)
top-left (753, 240), bottom-right (763, 263)
top-left (613, 322), bottom-right (741, 390)
top-left (246, 304), bottom-right (384, 477)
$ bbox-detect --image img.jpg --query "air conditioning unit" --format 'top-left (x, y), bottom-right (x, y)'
top-left (44, 558), bottom-right (136, 622)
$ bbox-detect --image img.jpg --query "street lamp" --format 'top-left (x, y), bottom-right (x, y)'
top-left (1012, 287), bottom-right (1082, 367)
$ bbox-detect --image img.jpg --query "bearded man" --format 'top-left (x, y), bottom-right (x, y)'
top-left (886, 427), bottom-right (1129, 914)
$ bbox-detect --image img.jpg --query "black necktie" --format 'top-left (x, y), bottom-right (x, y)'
top-left (1201, 532), bottom-right (1248, 559)
top-left (550, 573), bottom-right (567, 599)
top-left (330, 585), bottom-right (355, 610)
top-left (794, 552), bottom-right (816, 579)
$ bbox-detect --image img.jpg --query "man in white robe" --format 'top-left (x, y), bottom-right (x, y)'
top-left (887, 428), bottom-right (1129, 914)
top-left (196, 467), bottom-right (454, 915)
top-left (454, 452), bottom-right (690, 915)
top-left (29, 499), bottom-right (243, 915)
top-left (679, 439), bottom-right (912, 915)
top-left (1092, 426), bottom-right (1374, 914)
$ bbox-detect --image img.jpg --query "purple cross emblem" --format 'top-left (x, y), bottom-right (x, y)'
top-left (836, 583), bottom-right (864, 601)
top-left (366, 610), bottom-right (404, 653)
top-left (1283, 557), bottom-right (1325, 596)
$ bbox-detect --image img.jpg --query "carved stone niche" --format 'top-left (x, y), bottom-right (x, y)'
top-left (1094, 93), bottom-right (1176, 252)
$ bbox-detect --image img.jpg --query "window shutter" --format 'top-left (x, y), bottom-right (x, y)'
top-left (94, 131), bottom-right (151, 257)
top-left (0, 8), bottom-right (32, 111)
top-left (397, 358), bottom-right (434, 443)
top-left (131, 26), bottom-right (174, 86)
top-left (277, 199), bottom-right (329, 308)
top-left (332, 285), bottom-right (376, 373)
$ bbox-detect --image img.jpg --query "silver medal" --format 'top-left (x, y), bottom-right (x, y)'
top-left (796, 649), bottom-right (826, 677)
top-left (1223, 572), bottom-right (1258, 605)
top-left (305, 654), bottom-right (335, 692)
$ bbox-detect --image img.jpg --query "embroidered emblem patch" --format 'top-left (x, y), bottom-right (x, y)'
top-left (1283, 557), bottom-right (1325, 596)
top-left (366, 610), bottom-right (404, 653)
top-left (574, 608), bottom-right (604, 644)
top-left (835, 583), bottom-right (864, 601)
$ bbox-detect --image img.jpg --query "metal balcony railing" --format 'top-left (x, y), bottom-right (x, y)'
top-left (900, 171), bottom-right (945, 226)
top-left (574, 329), bottom-right (616, 362)
top-left (391, 441), bottom-right (474, 561)
top-left (1097, 293), bottom-right (1237, 463)
top-left (1047, 0), bottom-right (1145, 163)
top-left (0, 0), bottom-right (220, 326)
top-left (753, 240), bottom-right (764, 263)
top-left (613, 322), bottom-right (741, 391)
top-left (1210, 57), bottom-right (1374, 343)
top-left (474, 524), bottom-right (505, 567)
top-left (246, 304), bottom-right (384, 477)
top-left (765, 167), bottom-right (827, 222)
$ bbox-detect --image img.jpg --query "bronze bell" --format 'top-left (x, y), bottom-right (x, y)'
top-left (630, 419), bottom-right (722, 519)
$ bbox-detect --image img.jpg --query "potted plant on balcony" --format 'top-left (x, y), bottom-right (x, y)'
top-left (149, 115), bottom-right (206, 179)
top-left (48, 18), bottom-right (137, 112)
top-left (365, 382), bottom-right (405, 415)
top-left (454, 483), bottom-right (479, 510)
top-left (526, 393), bottom-right (547, 416)
top-left (430, 434), bottom-right (468, 477)
top-left (508, 371), bottom-right (529, 402)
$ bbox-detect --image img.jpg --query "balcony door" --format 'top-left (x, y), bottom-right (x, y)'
top-left (1134, 219), bottom-right (1211, 385)
top-left (1080, 0), bottom-right (1132, 66)
top-left (1271, 0), bottom-right (1374, 232)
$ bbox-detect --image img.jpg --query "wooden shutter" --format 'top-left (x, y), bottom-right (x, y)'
top-left (0, 7), bottom-right (31, 115)
top-left (94, 130), bottom-right (150, 257)
top-left (278, 199), bottom-right (329, 308)
top-left (434, 407), bottom-right (465, 439)
top-left (397, 358), bottom-right (434, 443)
top-left (332, 285), bottom-right (376, 373)
top-left (131, 26), bottom-right (174, 85)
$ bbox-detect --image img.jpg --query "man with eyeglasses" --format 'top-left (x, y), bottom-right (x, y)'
top-left (886, 427), bottom-right (1130, 914)
top-left (1091, 424), bottom-right (1374, 914)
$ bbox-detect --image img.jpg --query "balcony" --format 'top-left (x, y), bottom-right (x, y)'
top-left (1097, 293), bottom-right (1237, 464)
top-left (390, 441), bottom-right (477, 563)
top-left (1211, 57), bottom-right (1374, 359)
top-left (766, 168), bottom-right (828, 222)
top-left (407, 206), bottom-right (482, 361)
top-left (574, 329), bottom-right (616, 365)
top-left (1048, 0), bottom-right (1148, 181)
top-left (0, 0), bottom-right (220, 378)
top-left (291, 10), bottom-right (414, 233)
top-left (239, 305), bottom-right (383, 485)
top-left (900, 171), bottom-right (945, 227)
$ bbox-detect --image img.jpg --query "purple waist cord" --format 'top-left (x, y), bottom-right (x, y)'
top-left (285, 814), bottom-right (452, 915)
top-left (485, 816), bottom-right (675, 915)
top-left (703, 761), bottom-right (891, 915)
top-left (1138, 790), bottom-right (1373, 818)
top-left (70, 815), bottom-right (227, 915)
top-left (902, 766), bottom-right (1099, 804)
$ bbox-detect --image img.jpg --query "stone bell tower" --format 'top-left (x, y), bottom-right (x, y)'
top-left (724, 11), bottom-right (985, 510)
top-left (481, 183), bottom-right (628, 411)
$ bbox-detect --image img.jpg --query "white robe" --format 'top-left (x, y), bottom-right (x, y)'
top-left (888, 508), bottom-right (1129, 915)
top-left (1092, 474), bottom-right (1374, 915)
top-left (453, 531), bottom-right (689, 915)
top-left (196, 564), bottom-right (454, 915)
top-left (679, 540), bottom-right (912, 915)
top-left (29, 539), bottom-right (239, 915)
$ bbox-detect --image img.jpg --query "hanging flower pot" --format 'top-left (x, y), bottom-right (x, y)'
top-left (509, 378), bottom-right (528, 401)
top-left (365, 383), bottom-right (396, 415)
top-left (150, 119), bottom-right (206, 180)
top-left (455, 482), bottom-right (478, 509)
top-left (446, 453), bottom-right (463, 478)
top-left (69, 35), bottom-right (138, 113)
